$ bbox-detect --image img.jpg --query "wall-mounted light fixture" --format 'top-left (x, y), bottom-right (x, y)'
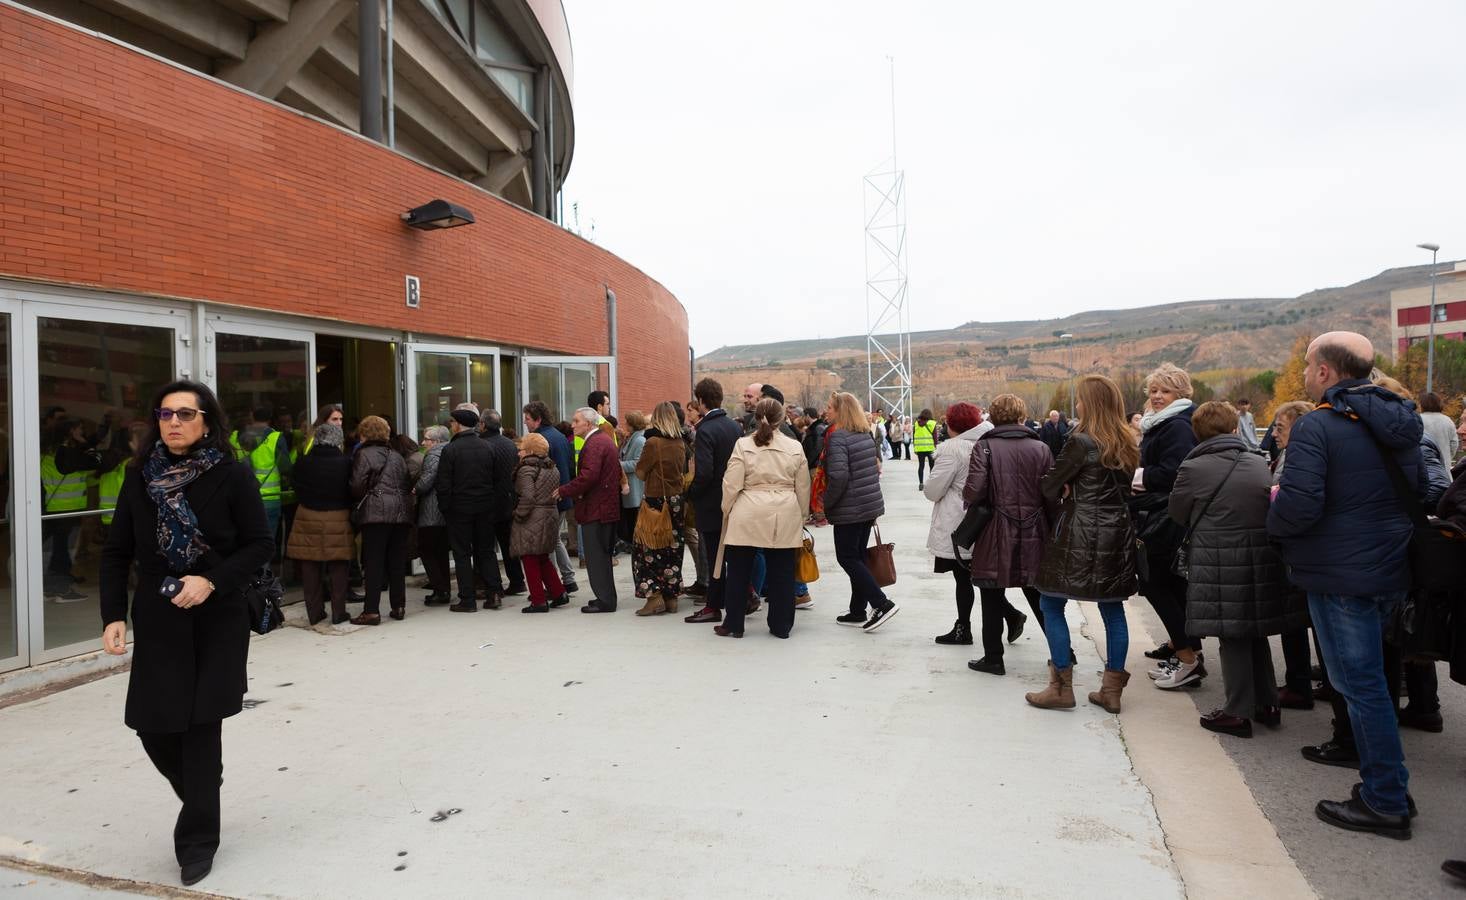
top-left (401, 199), bottom-right (475, 230)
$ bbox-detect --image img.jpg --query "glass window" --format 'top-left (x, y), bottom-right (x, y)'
top-left (470, 353), bottom-right (496, 415)
top-left (37, 317), bottom-right (174, 651)
top-left (439, 0), bottom-right (471, 41)
top-left (488, 67), bottom-right (535, 115)
top-left (562, 364), bottom-right (595, 420)
top-left (526, 363), bottom-right (561, 424)
top-left (473, 1), bottom-right (528, 64)
top-left (0, 315), bottom-right (14, 663)
top-left (1434, 305), bottom-right (1449, 323)
top-left (415, 352), bottom-right (466, 432)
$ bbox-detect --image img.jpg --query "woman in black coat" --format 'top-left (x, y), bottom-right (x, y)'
top-left (100, 380), bottom-right (274, 888)
top-left (1170, 402), bottom-right (1304, 738)
top-left (1131, 362), bottom-right (1206, 690)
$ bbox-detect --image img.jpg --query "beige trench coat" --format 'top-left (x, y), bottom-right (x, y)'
top-left (715, 432), bottom-right (811, 570)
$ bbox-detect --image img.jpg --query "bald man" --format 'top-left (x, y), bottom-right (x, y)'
top-left (1268, 330), bottom-right (1428, 840)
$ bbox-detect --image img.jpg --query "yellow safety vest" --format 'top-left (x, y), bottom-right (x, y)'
top-left (40, 453), bottom-right (88, 513)
top-left (913, 421), bottom-right (937, 453)
top-left (231, 430), bottom-right (283, 504)
top-left (98, 461), bottom-right (127, 525)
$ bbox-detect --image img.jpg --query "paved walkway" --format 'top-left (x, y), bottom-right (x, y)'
top-left (0, 457), bottom-right (1319, 898)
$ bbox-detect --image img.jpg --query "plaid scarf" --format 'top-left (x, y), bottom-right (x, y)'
top-left (143, 441), bottom-right (225, 571)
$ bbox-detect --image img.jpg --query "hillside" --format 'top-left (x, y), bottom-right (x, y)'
top-left (695, 262), bottom-right (1444, 410)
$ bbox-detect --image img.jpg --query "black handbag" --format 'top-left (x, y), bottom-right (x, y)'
top-left (1130, 490), bottom-right (1183, 583)
top-left (1171, 454), bottom-right (1242, 580)
top-left (951, 445), bottom-right (994, 556)
top-left (245, 566), bottom-right (285, 635)
top-left (1368, 436), bottom-right (1466, 593)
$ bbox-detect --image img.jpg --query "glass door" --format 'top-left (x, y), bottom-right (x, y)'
top-left (403, 343), bottom-right (500, 440)
top-left (520, 356), bottom-right (616, 424)
top-left (0, 309), bottom-right (21, 672)
top-left (20, 300), bottom-right (188, 664)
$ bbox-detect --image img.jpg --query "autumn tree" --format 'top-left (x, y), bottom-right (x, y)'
top-left (1260, 334), bottom-right (1312, 424)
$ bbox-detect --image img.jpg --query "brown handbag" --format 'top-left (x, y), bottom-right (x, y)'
top-left (795, 528), bottom-right (820, 583)
top-left (633, 465), bottom-right (676, 550)
top-left (864, 523), bottom-right (896, 587)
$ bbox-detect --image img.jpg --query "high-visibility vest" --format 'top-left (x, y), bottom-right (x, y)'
top-left (913, 421), bottom-right (937, 453)
top-left (231, 430), bottom-right (283, 503)
top-left (99, 461), bottom-right (127, 525)
top-left (41, 453), bottom-right (88, 513)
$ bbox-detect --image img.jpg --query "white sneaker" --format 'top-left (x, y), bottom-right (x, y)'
top-left (1147, 658), bottom-right (1180, 680)
top-left (1154, 656), bottom-right (1206, 690)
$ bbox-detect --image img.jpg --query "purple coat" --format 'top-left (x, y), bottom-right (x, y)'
top-left (962, 424), bottom-right (1053, 589)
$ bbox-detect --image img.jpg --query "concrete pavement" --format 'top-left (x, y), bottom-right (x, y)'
top-left (0, 456), bottom-right (1320, 898)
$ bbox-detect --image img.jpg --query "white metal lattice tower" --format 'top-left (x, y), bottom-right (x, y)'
top-left (865, 59), bottom-right (913, 424)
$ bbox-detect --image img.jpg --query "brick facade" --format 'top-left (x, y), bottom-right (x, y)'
top-left (0, 5), bottom-right (689, 412)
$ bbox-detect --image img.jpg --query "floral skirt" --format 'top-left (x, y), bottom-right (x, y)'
top-left (633, 494), bottom-right (685, 599)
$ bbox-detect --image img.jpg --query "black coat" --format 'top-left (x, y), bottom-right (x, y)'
top-left (688, 408), bottom-right (742, 527)
top-left (1034, 432), bottom-right (1137, 601)
top-left (1168, 435), bottom-right (1305, 638)
top-left (1039, 419), bottom-right (1069, 457)
top-left (292, 445), bottom-right (353, 510)
top-left (481, 430), bottom-right (520, 521)
top-left (1138, 407), bottom-right (1197, 494)
top-left (100, 458), bottom-right (275, 733)
top-left (436, 430), bottom-right (495, 517)
top-left (822, 426), bottom-right (885, 525)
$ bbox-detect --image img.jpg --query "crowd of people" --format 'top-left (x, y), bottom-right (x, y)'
top-left (95, 327), bottom-right (1466, 886)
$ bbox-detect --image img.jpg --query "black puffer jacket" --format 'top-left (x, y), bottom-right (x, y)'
top-left (436, 430), bottom-right (495, 518)
top-left (481, 429), bottom-right (520, 521)
top-left (823, 426), bottom-right (885, 525)
top-left (350, 442), bottom-right (413, 526)
top-left (1034, 432), bottom-right (1137, 601)
top-left (1169, 435), bottom-right (1304, 638)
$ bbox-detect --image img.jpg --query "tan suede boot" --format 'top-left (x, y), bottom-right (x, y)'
top-left (635, 596), bottom-right (667, 617)
top-left (663, 594), bottom-right (679, 614)
top-left (1088, 669), bottom-right (1131, 713)
top-left (1025, 662), bottom-right (1076, 709)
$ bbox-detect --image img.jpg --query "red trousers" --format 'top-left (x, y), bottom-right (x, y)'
top-left (520, 553), bottom-right (565, 606)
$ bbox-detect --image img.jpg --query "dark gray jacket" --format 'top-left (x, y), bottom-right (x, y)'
top-left (350, 443), bottom-right (413, 526)
top-left (823, 426), bottom-right (885, 525)
top-left (437, 430), bottom-right (495, 518)
top-left (481, 429), bottom-right (520, 521)
top-left (688, 408), bottom-right (742, 526)
top-left (1170, 435), bottom-right (1304, 638)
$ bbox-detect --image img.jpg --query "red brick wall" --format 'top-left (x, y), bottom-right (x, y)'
top-left (0, 5), bottom-right (689, 412)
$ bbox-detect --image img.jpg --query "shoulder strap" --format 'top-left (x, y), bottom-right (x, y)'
top-left (1181, 453), bottom-right (1243, 539)
top-left (1324, 405), bottom-right (1431, 529)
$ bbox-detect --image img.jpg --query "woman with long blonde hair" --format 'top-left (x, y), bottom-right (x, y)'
top-left (822, 391), bottom-right (899, 631)
top-left (1026, 375), bottom-right (1139, 712)
top-left (631, 401), bottom-right (690, 615)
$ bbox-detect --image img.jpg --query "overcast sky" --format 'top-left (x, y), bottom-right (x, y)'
top-left (560, 0), bottom-right (1466, 353)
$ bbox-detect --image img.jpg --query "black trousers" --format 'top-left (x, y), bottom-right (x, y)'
top-left (417, 525), bottom-right (452, 595)
top-left (138, 720), bottom-right (223, 866)
top-left (581, 520), bottom-right (618, 609)
top-left (723, 546), bottom-right (796, 637)
top-left (977, 584), bottom-right (1045, 657)
top-left (449, 511), bottom-right (500, 601)
top-left (494, 518), bottom-right (523, 588)
top-left (916, 451), bottom-right (933, 484)
top-left (698, 524), bottom-right (725, 610)
top-left (1279, 627), bottom-right (1313, 694)
top-left (1144, 570), bottom-right (1203, 652)
top-left (832, 521), bottom-right (886, 615)
top-left (361, 523), bottom-right (408, 614)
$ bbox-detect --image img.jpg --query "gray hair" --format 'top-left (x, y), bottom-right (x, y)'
top-left (313, 422), bottom-right (344, 449)
top-left (423, 425), bottom-right (450, 443)
top-left (481, 409), bottom-right (502, 430)
top-left (573, 407), bottom-right (598, 423)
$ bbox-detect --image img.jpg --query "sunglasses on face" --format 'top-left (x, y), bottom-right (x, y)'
top-left (155, 407), bottom-right (205, 423)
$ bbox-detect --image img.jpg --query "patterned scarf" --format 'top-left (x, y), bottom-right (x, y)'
top-left (143, 441), bottom-right (225, 571)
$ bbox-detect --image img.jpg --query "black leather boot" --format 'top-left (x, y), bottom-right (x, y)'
top-left (934, 621), bottom-right (973, 645)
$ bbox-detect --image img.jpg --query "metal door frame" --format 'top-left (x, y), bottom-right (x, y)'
top-left (519, 355), bottom-right (617, 421)
top-left (0, 298), bottom-right (25, 673)
top-left (402, 342), bottom-right (501, 439)
top-left (202, 313), bottom-right (319, 427)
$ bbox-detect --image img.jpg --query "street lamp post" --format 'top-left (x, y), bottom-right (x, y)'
top-left (1060, 333), bottom-right (1075, 420)
top-left (1418, 243), bottom-right (1440, 394)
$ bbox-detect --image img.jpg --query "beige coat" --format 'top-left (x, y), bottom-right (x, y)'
top-left (717, 432), bottom-right (811, 568)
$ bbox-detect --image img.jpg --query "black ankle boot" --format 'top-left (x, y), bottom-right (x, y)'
top-left (934, 621), bottom-right (973, 645)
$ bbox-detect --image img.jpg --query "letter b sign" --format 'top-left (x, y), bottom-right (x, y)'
top-left (405, 275), bottom-right (421, 309)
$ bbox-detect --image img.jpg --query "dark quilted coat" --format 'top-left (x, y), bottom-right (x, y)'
top-left (481, 429), bottom-right (521, 521)
top-left (510, 455), bottom-right (562, 557)
top-left (1034, 432), bottom-right (1137, 601)
top-left (351, 442), bottom-right (413, 526)
top-left (963, 425), bottom-right (1052, 588)
top-left (822, 426), bottom-right (885, 525)
top-left (1169, 435), bottom-right (1304, 638)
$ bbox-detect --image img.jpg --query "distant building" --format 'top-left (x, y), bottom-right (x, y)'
top-left (1391, 262), bottom-right (1466, 361)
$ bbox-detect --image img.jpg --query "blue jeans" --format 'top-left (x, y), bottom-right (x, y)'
top-left (1039, 594), bottom-right (1128, 671)
top-left (1308, 591), bottom-right (1409, 816)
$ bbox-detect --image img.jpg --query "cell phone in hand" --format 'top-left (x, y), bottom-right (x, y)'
top-left (160, 576), bottom-right (184, 600)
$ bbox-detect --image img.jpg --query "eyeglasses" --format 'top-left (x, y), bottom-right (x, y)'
top-left (155, 407), bottom-right (205, 423)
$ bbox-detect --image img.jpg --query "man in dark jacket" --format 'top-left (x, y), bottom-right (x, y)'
top-left (1268, 331), bottom-right (1422, 840)
top-left (523, 401), bottom-right (578, 596)
top-left (685, 378), bottom-right (742, 624)
top-left (437, 407), bottom-right (502, 612)
top-left (1038, 410), bottom-right (1069, 458)
top-left (479, 410), bottom-right (525, 595)
top-left (556, 407), bottom-right (622, 612)
top-left (801, 406), bottom-right (828, 472)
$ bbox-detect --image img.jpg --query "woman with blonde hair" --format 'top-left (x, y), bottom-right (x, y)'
top-left (714, 398), bottom-right (810, 638)
top-left (632, 401), bottom-right (689, 615)
top-left (823, 391), bottom-right (899, 631)
top-left (1132, 361), bottom-right (1207, 690)
top-left (1027, 375), bottom-right (1139, 712)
